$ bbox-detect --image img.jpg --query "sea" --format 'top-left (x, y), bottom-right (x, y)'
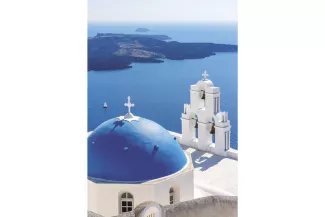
top-left (88, 23), bottom-right (238, 150)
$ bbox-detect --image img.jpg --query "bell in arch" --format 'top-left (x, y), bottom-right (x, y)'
top-left (210, 123), bottom-right (215, 134)
top-left (201, 90), bottom-right (205, 99)
top-left (194, 119), bottom-right (198, 128)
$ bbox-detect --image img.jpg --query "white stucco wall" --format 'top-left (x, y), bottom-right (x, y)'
top-left (153, 167), bottom-right (194, 206)
top-left (227, 149), bottom-right (238, 160)
top-left (88, 181), bottom-right (155, 217)
top-left (88, 170), bottom-right (194, 217)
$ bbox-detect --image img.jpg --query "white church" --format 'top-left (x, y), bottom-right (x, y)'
top-left (88, 71), bottom-right (238, 217)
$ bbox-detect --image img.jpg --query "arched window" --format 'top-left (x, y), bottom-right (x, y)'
top-left (194, 114), bottom-right (198, 139)
top-left (211, 117), bottom-right (216, 143)
top-left (201, 90), bottom-right (205, 100)
top-left (120, 192), bottom-right (133, 213)
top-left (169, 188), bottom-right (174, 204)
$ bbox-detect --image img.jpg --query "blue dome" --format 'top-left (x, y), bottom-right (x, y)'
top-left (88, 117), bottom-right (187, 182)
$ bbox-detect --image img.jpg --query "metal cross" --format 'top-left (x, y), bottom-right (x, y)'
top-left (124, 96), bottom-right (134, 113)
top-left (202, 71), bottom-right (209, 80)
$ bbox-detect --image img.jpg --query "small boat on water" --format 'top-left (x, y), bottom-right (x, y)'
top-left (103, 102), bottom-right (108, 108)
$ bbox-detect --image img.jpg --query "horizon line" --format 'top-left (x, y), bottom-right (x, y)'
top-left (88, 20), bottom-right (238, 25)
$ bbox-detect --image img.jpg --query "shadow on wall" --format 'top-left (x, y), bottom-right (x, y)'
top-left (182, 146), bottom-right (224, 171)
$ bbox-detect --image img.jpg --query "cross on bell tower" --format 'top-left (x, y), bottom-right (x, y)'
top-left (124, 96), bottom-right (134, 114)
top-left (202, 71), bottom-right (209, 80)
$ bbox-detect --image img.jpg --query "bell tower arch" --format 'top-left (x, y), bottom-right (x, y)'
top-left (180, 71), bottom-right (231, 155)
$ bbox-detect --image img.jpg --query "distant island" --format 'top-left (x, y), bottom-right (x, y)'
top-left (135, 28), bottom-right (150, 32)
top-left (95, 33), bottom-right (171, 41)
top-left (88, 33), bottom-right (238, 71)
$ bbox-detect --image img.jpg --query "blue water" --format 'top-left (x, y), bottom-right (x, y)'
top-left (88, 23), bottom-right (238, 149)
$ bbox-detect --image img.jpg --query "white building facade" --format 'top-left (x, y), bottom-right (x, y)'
top-left (177, 71), bottom-right (237, 159)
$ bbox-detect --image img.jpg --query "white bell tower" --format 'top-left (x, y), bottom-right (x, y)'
top-left (179, 71), bottom-right (231, 156)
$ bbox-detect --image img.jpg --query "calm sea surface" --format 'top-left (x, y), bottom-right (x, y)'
top-left (88, 23), bottom-right (238, 149)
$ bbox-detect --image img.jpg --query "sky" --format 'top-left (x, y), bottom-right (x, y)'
top-left (88, 0), bottom-right (237, 23)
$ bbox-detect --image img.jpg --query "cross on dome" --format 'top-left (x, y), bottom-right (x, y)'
top-left (202, 71), bottom-right (209, 80)
top-left (124, 96), bottom-right (134, 114)
top-left (118, 96), bottom-right (139, 122)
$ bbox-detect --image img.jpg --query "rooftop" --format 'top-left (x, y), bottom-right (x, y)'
top-left (181, 145), bottom-right (238, 197)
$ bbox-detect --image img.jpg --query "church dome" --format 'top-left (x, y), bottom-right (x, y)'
top-left (88, 115), bottom-right (188, 182)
